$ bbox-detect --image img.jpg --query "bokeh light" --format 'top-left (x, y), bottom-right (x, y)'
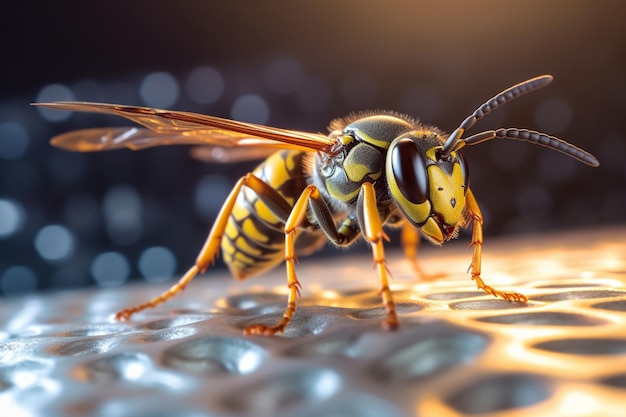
top-left (0, 199), bottom-right (25, 239)
top-left (263, 56), bottom-right (303, 94)
top-left (138, 246), bottom-right (177, 283)
top-left (0, 122), bottom-right (29, 160)
top-left (185, 66), bottom-right (225, 105)
top-left (139, 72), bottom-right (180, 108)
top-left (0, 266), bottom-right (38, 295)
top-left (194, 174), bottom-right (232, 221)
top-left (103, 185), bottom-right (143, 246)
top-left (91, 252), bottom-right (130, 287)
top-left (35, 84), bottom-right (75, 122)
top-left (34, 225), bottom-right (76, 263)
top-left (230, 94), bottom-right (270, 124)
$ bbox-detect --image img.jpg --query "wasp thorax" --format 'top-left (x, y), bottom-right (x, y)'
top-left (386, 132), bottom-right (469, 244)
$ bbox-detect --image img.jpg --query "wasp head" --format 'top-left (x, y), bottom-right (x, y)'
top-left (386, 131), bottom-right (470, 244)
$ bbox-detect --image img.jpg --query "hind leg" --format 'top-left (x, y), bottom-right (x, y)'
top-left (115, 173), bottom-right (292, 320)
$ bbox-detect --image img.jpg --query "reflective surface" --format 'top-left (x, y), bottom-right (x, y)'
top-left (1, 227), bottom-right (625, 417)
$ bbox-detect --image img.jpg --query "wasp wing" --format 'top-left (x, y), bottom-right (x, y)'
top-left (189, 145), bottom-right (280, 163)
top-left (33, 101), bottom-right (335, 153)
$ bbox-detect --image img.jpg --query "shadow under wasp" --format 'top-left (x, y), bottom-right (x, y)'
top-left (35, 75), bottom-right (599, 335)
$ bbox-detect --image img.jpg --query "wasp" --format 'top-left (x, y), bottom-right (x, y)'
top-left (35, 75), bottom-right (599, 335)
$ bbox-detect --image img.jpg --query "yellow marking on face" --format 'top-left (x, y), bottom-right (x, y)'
top-left (427, 163), bottom-right (466, 225)
top-left (242, 218), bottom-right (269, 243)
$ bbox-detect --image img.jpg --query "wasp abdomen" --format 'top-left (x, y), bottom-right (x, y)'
top-left (221, 150), bottom-right (321, 279)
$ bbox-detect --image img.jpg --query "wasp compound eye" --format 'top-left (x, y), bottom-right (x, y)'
top-left (390, 138), bottom-right (429, 204)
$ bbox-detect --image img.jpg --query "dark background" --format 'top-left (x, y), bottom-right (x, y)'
top-left (1, 0), bottom-right (624, 295)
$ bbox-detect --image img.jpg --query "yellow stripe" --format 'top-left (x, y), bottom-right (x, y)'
top-left (225, 221), bottom-right (239, 240)
top-left (235, 236), bottom-right (263, 256)
top-left (242, 218), bottom-right (270, 243)
top-left (354, 129), bottom-right (392, 149)
top-left (326, 181), bottom-right (360, 203)
top-left (231, 203), bottom-right (249, 222)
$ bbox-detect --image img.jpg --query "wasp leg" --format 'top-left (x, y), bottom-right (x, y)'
top-left (115, 173), bottom-right (291, 321)
top-left (243, 185), bottom-right (315, 335)
top-left (358, 183), bottom-right (399, 330)
top-left (465, 189), bottom-right (528, 302)
top-left (244, 184), bottom-right (362, 335)
top-left (401, 223), bottom-right (446, 281)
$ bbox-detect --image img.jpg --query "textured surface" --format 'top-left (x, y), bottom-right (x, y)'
top-left (1, 227), bottom-right (626, 417)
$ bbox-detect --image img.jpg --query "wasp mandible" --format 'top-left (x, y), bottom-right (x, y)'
top-left (35, 75), bottom-right (599, 335)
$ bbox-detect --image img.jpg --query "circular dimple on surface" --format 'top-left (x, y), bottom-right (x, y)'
top-left (141, 315), bottom-right (209, 330)
top-left (46, 336), bottom-right (120, 357)
top-left (0, 374), bottom-right (10, 391)
top-left (162, 336), bottom-right (267, 375)
top-left (218, 292), bottom-right (285, 313)
top-left (532, 290), bottom-right (626, 302)
top-left (445, 373), bottom-right (552, 414)
top-left (132, 326), bottom-right (198, 343)
top-left (284, 329), bottom-right (367, 358)
top-left (72, 352), bottom-right (152, 382)
top-left (451, 299), bottom-right (531, 310)
top-left (600, 373), bottom-right (626, 389)
top-left (347, 302), bottom-right (423, 321)
top-left (372, 332), bottom-right (489, 382)
top-left (221, 368), bottom-right (342, 414)
top-left (425, 291), bottom-right (484, 301)
top-left (532, 338), bottom-right (626, 356)
top-left (51, 323), bottom-right (130, 337)
top-left (474, 312), bottom-right (607, 326)
top-left (0, 358), bottom-right (53, 390)
top-left (592, 299), bottom-right (626, 312)
top-left (303, 394), bottom-right (404, 417)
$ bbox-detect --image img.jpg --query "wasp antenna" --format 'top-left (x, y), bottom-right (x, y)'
top-left (442, 75), bottom-right (554, 154)
top-left (464, 128), bottom-right (599, 167)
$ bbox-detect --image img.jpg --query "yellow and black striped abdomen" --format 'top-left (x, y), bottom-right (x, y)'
top-left (221, 150), bottom-right (322, 280)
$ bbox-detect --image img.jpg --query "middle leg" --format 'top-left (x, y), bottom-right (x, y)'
top-left (401, 222), bottom-right (446, 281)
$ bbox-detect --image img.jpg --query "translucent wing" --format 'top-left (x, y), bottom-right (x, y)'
top-left (189, 145), bottom-right (280, 163)
top-left (33, 102), bottom-right (335, 153)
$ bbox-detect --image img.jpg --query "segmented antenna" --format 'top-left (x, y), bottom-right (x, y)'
top-left (462, 128), bottom-right (599, 166)
top-left (440, 75), bottom-right (599, 167)
top-left (442, 75), bottom-right (553, 154)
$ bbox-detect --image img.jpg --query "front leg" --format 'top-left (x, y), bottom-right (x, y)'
top-left (358, 183), bottom-right (399, 330)
top-left (465, 189), bottom-right (527, 302)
